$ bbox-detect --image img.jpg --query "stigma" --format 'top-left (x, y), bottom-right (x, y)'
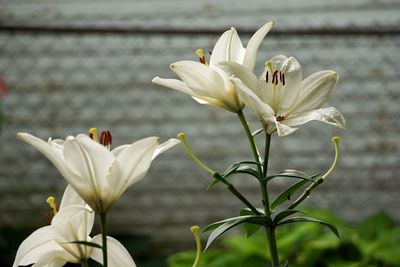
top-left (45, 196), bottom-right (59, 224)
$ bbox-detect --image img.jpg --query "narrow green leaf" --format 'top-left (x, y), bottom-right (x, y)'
top-left (204, 216), bottom-right (253, 251)
top-left (240, 209), bottom-right (262, 237)
top-left (273, 209), bottom-right (304, 225)
top-left (65, 240), bottom-right (103, 249)
top-left (277, 216), bottom-right (340, 238)
top-left (270, 180), bottom-right (309, 210)
top-left (262, 170), bottom-right (319, 183)
top-left (203, 215), bottom-right (255, 233)
top-left (252, 128), bottom-right (264, 136)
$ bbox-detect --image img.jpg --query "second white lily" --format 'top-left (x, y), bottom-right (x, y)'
top-left (219, 55), bottom-right (345, 136)
top-left (17, 130), bottom-right (179, 213)
top-left (152, 21), bottom-right (274, 112)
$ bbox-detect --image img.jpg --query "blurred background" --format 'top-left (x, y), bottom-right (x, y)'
top-left (0, 0), bottom-right (399, 266)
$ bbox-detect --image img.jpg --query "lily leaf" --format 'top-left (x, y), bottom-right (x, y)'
top-left (228, 165), bottom-right (260, 179)
top-left (204, 215), bottom-right (272, 251)
top-left (262, 169), bottom-right (318, 183)
top-left (270, 180), bottom-right (309, 210)
top-left (273, 209), bottom-right (304, 225)
top-left (204, 215), bottom-right (254, 251)
top-left (240, 209), bottom-right (262, 237)
top-left (277, 216), bottom-right (340, 238)
top-left (66, 240), bottom-right (103, 249)
top-left (252, 128), bottom-right (264, 137)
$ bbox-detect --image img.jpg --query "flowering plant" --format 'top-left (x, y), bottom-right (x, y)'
top-left (14, 21), bottom-right (345, 267)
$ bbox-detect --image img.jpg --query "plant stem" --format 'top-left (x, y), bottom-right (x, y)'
top-left (213, 173), bottom-right (261, 215)
top-left (261, 133), bottom-right (280, 266)
top-left (80, 259), bottom-right (89, 267)
top-left (99, 212), bottom-right (108, 267)
top-left (237, 110), bottom-right (263, 175)
top-left (237, 111), bottom-right (279, 266)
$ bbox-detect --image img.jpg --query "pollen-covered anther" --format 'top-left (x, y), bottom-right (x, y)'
top-left (88, 128), bottom-right (99, 142)
top-left (100, 130), bottom-right (112, 149)
top-left (45, 196), bottom-right (59, 224)
top-left (195, 48), bottom-right (207, 65)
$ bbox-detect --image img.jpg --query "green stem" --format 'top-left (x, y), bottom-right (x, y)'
top-left (80, 259), bottom-right (89, 267)
top-left (260, 133), bottom-right (279, 266)
top-left (100, 212), bottom-right (108, 267)
top-left (213, 173), bottom-right (261, 215)
top-left (237, 110), bottom-right (263, 176)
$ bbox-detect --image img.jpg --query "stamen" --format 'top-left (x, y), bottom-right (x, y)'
top-left (265, 71), bottom-right (269, 83)
top-left (276, 116), bottom-right (285, 122)
top-left (45, 196), bottom-right (59, 224)
top-left (100, 130), bottom-right (112, 149)
top-left (195, 48), bottom-right (207, 65)
top-left (88, 128), bottom-right (99, 142)
top-left (272, 70), bottom-right (279, 85)
top-left (281, 73), bottom-right (285, 86)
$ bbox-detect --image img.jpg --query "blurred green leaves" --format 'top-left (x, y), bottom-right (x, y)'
top-left (168, 209), bottom-right (400, 267)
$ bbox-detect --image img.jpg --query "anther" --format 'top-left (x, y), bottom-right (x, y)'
top-left (195, 48), bottom-right (207, 65)
top-left (89, 128), bottom-right (99, 142)
top-left (281, 73), bottom-right (285, 86)
top-left (277, 116), bottom-right (285, 122)
top-left (272, 70), bottom-right (279, 85)
top-left (100, 130), bottom-right (112, 149)
top-left (265, 71), bottom-right (269, 83)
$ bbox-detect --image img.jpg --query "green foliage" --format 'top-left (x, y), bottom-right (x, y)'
top-left (168, 209), bottom-right (400, 267)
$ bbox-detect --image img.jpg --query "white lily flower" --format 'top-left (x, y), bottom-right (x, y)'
top-left (13, 185), bottom-right (137, 267)
top-left (152, 21), bottom-right (274, 112)
top-left (17, 130), bottom-right (180, 213)
top-left (219, 55), bottom-right (345, 136)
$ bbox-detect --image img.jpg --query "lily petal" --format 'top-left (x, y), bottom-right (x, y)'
top-left (170, 61), bottom-right (226, 99)
top-left (242, 21), bottom-right (274, 71)
top-left (33, 250), bottom-right (72, 267)
top-left (152, 77), bottom-right (195, 96)
top-left (270, 55), bottom-right (302, 113)
top-left (60, 185), bottom-right (86, 209)
top-left (283, 107), bottom-right (346, 129)
top-left (231, 77), bottom-right (274, 118)
top-left (218, 61), bottom-right (258, 90)
top-left (289, 70), bottom-right (338, 115)
top-left (63, 135), bottom-right (115, 202)
top-left (209, 27), bottom-right (245, 66)
top-left (16, 133), bottom-right (71, 181)
top-left (91, 235), bottom-right (137, 267)
top-left (13, 226), bottom-right (59, 267)
top-left (114, 136), bottom-right (159, 193)
top-left (152, 138), bottom-right (180, 160)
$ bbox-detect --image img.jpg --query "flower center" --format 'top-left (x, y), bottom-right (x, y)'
top-left (89, 128), bottom-right (112, 149)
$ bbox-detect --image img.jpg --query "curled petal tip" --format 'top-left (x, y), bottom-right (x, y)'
top-left (151, 76), bottom-right (160, 83)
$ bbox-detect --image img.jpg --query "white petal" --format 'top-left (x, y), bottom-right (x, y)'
top-left (230, 77), bottom-right (274, 118)
top-left (218, 61), bottom-right (258, 90)
top-left (63, 135), bottom-right (116, 205)
top-left (13, 226), bottom-right (60, 267)
top-left (114, 137), bottom-right (159, 194)
top-left (152, 138), bottom-right (180, 160)
top-left (242, 21), bottom-right (274, 71)
top-left (284, 107), bottom-right (346, 129)
top-left (152, 77), bottom-right (195, 96)
top-left (273, 119), bottom-right (298, 137)
top-left (90, 235), bottom-right (137, 267)
top-left (16, 133), bottom-right (70, 181)
top-left (289, 70), bottom-right (338, 115)
top-left (60, 185), bottom-right (85, 210)
top-left (52, 206), bottom-right (94, 260)
top-left (33, 250), bottom-right (73, 267)
top-left (209, 28), bottom-right (245, 66)
top-left (270, 56), bottom-right (302, 113)
top-left (170, 61), bottom-right (226, 99)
